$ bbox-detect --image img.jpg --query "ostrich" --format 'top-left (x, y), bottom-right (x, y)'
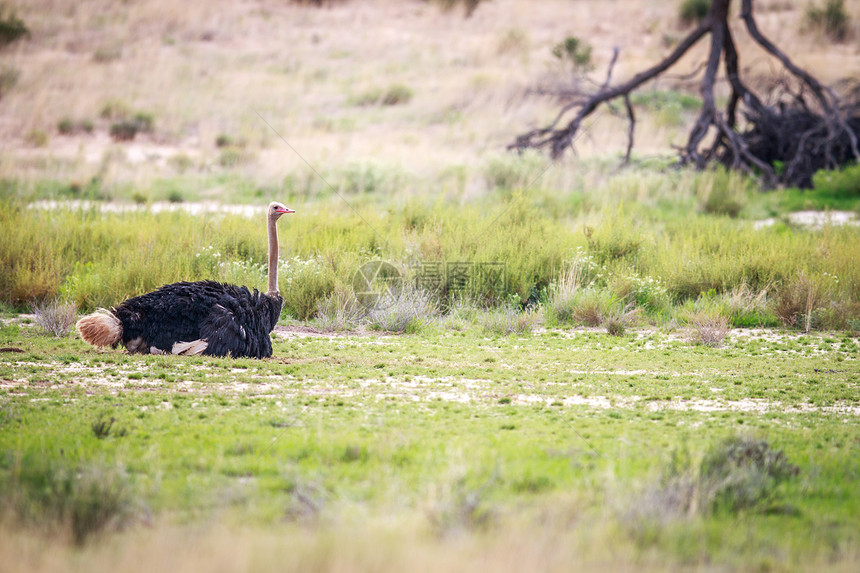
top-left (76, 202), bottom-right (294, 358)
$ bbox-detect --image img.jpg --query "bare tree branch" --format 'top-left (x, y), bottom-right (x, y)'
top-left (510, 0), bottom-right (859, 189)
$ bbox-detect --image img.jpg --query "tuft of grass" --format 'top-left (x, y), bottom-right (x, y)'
top-left (804, 0), bottom-right (851, 41)
top-left (91, 414), bottom-right (126, 439)
top-left (92, 45), bottom-right (122, 63)
top-left (480, 305), bottom-right (540, 336)
top-left (602, 304), bottom-right (639, 336)
top-left (351, 84), bottom-right (413, 107)
top-left (689, 311), bottom-right (730, 347)
top-left (366, 285), bottom-right (439, 333)
top-left (32, 298), bottom-right (76, 337)
top-left (315, 286), bottom-right (364, 331)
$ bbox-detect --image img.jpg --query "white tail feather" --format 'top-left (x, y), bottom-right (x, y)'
top-left (76, 309), bottom-right (122, 347)
top-left (172, 339), bottom-right (208, 355)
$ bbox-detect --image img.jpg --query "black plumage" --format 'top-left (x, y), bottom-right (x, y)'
top-left (114, 280), bottom-right (282, 358)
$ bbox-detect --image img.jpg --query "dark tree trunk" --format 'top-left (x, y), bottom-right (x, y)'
top-left (510, 0), bottom-right (859, 189)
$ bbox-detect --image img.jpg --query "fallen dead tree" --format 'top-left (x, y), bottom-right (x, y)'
top-left (510, 0), bottom-right (859, 188)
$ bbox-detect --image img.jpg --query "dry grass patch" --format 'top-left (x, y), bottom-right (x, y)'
top-left (689, 312), bottom-right (730, 347)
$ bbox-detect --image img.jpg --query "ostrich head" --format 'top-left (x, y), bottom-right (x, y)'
top-left (268, 201), bottom-right (295, 220)
top-left (267, 202), bottom-right (294, 297)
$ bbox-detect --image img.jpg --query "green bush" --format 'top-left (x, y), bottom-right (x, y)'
top-left (381, 84), bottom-right (413, 106)
top-left (109, 120), bottom-right (139, 141)
top-left (679, 0), bottom-right (711, 26)
top-left (0, 7), bottom-right (29, 47)
top-left (280, 256), bottom-right (337, 321)
top-left (805, 0), bottom-right (851, 41)
top-left (429, 0), bottom-right (485, 18)
top-left (551, 35), bottom-right (593, 73)
top-left (57, 117), bottom-right (95, 135)
top-left (1, 453), bottom-right (135, 544)
top-left (700, 437), bottom-right (799, 514)
top-left (811, 162), bottom-right (860, 195)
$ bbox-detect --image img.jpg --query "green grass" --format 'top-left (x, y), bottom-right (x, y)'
top-left (2, 162), bottom-right (860, 329)
top-left (0, 319), bottom-right (858, 568)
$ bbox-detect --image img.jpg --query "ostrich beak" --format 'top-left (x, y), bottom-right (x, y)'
top-left (276, 207), bottom-right (295, 214)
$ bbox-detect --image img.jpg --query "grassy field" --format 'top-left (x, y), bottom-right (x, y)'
top-left (1, 318), bottom-right (859, 571)
top-left (2, 0), bottom-right (860, 570)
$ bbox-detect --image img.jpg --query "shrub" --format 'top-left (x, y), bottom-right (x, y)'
top-left (622, 436), bottom-right (799, 530)
top-left (109, 120), bottom-right (139, 142)
top-left (381, 84), bottom-right (413, 106)
top-left (811, 162), bottom-right (860, 196)
top-left (679, 0), bottom-right (711, 26)
top-left (215, 133), bottom-right (236, 148)
top-left (429, 0), bottom-right (485, 18)
top-left (551, 35), bottom-right (593, 73)
top-left (0, 7), bottom-right (29, 47)
top-left (699, 436), bottom-right (799, 514)
top-left (1, 453), bottom-right (136, 545)
top-left (804, 0), bottom-right (851, 41)
top-left (57, 117), bottom-right (94, 136)
top-left (281, 257), bottom-right (337, 321)
top-left (132, 112), bottom-right (155, 133)
top-left (772, 272), bottom-right (825, 331)
top-left (33, 298), bottom-right (76, 337)
top-left (166, 189), bottom-right (184, 203)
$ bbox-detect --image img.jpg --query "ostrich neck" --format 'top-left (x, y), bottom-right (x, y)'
top-left (267, 216), bottom-right (279, 296)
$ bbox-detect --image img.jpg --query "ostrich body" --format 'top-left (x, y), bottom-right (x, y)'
top-left (76, 202), bottom-right (294, 358)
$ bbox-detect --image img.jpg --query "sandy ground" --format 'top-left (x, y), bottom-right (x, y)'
top-left (2, 325), bottom-right (856, 416)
